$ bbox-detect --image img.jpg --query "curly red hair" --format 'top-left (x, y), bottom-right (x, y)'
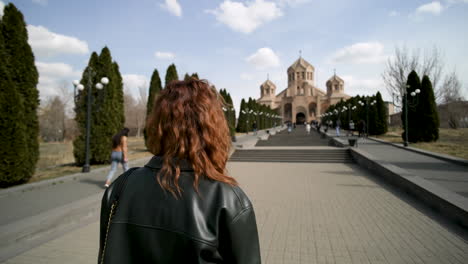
top-left (146, 78), bottom-right (237, 196)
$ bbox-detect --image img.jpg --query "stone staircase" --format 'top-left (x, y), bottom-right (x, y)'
top-left (229, 149), bottom-right (353, 163)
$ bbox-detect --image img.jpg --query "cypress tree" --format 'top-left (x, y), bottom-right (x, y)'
top-left (145, 69), bottom-right (162, 148)
top-left (237, 99), bottom-right (247, 132)
top-left (165, 63), bottom-right (179, 88)
top-left (73, 47), bottom-right (125, 165)
top-left (374, 92), bottom-right (388, 135)
top-left (402, 71), bottom-right (421, 143)
top-left (1, 3), bottom-right (39, 182)
top-left (420, 75), bottom-right (439, 141)
top-left (191, 73), bottom-right (199, 80)
top-left (226, 91), bottom-right (236, 136)
top-left (0, 20), bottom-right (29, 187)
top-left (183, 73), bottom-right (190, 81)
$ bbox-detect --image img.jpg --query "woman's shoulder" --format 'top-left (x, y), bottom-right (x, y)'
top-left (206, 180), bottom-right (253, 211)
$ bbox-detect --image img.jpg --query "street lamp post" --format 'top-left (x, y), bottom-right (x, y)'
top-left (358, 98), bottom-right (376, 137)
top-left (73, 68), bottom-right (109, 173)
top-left (393, 85), bottom-right (420, 146)
top-left (344, 104), bottom-right (357, 136)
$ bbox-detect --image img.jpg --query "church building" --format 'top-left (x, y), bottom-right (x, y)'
top-left (258, 56), bottom-right (350, 124)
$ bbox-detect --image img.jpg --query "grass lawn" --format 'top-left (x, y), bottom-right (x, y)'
top-left (30, 137), bottom-right (152, 183)
top-left (375, 127), bottom-right (468, 160)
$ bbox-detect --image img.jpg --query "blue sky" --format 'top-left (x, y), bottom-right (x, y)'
top-left (1, 0), bottom-right (468, 112)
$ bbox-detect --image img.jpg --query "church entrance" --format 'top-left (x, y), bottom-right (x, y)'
top-left (296, 112), bottom-right (306, 124)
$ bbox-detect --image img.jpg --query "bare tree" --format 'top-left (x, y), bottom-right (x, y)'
top-left (39, 96), bottom-right (67, 142)
top-left (135, 86), bottom-right (148, 137)
top-left (438, 70), bottom-right (466, 129)
top-left (57, 80), bottom-right (74, 117)
top-left (123, 84), bottom-right (149, 137)
top-left (441, 70), bottom-right (464, 104)
top-left (383, 46), bottom-right (445, 106)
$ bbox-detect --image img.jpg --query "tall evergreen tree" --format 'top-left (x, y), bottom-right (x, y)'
top-left (73, 47), bottom-right (125, 165)
top-left (0, 20), bottom-right (29, 187)
top-left (145, 69), bottom-right (162, 147)
top-left (402, 70), bottom-right (421, 142)
top-left (237, 99), bottom-right (247, 132)
top-left (226, 91), bottom-right (236, 135)
top-left (374, 92), bottom-right (388, 135)
top-left (165, 63), bottom-right (179, 88)
top-left (191, 73), bottom-right (199, 79)
top-left (1, 3), bottom-right (39, 182)
top-left (420, 75), bottom-right (439, 141)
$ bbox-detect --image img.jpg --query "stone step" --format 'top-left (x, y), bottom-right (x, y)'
top-left (229, 149), bottom-right (353, 163)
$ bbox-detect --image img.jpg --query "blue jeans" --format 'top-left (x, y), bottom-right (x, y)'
top-left (106, 151), bottom-right (128, 182)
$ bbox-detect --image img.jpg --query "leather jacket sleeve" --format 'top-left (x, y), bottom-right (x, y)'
top-left (220, 207), bottom-right (261, 264)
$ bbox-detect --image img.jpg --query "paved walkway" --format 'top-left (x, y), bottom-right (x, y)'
top-left (5, 161), bottom-right (468, 263)
top-left (2, 129), bottom-right (468, 263)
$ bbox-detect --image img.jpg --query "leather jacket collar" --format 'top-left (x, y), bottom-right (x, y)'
top-left (144, 156), bottom-right (194, 171)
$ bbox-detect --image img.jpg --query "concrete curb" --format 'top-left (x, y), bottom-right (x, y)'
top-left (0, 156), bottom-right (152, 198)
top-left (350, 147), bottom-right (468, 229)
top-left (367, 136), bottom-right (468, 167)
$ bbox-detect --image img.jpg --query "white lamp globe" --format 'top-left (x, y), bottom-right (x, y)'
top-left (101, 77), bottom-right (109, 85)
top-left (96, 83), bottom-right (104, 90)
top-left (77, 84), bottom-right (85, 91)
top-left (411, 92), bottom-right (416, 96)
top-left (73, 80), bottom-right (80, 86)
top-left (415, 89), bottom-right (421, 94)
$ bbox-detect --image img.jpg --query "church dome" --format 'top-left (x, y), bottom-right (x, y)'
top-left (288, 57), bottom-right (315, 72)
top-left (261, 79), bottom-right (276, 89)
top-left (326, 74), bottom-right (344, 84)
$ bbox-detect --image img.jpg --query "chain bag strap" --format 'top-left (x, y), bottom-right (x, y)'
top-left (100, 167), bottom-right (138, 264)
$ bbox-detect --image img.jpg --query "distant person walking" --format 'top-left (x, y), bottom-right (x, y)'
top-left (306, 123), bottom-right (311, 135)
top-left (336, 119), bottom-right (341, 137)
top-left (104, 128), bottom-right (129, 188)
top-left (358, 120), bottom-right (365, 137)
top-left (252, 121), bottom-right (258, 135)
top-left (287, 122), bottom-right (292, 133)
top-left (349, 120), bottom-right (355, 136)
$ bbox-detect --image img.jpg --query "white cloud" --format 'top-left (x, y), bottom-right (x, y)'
top-left (388, 10), bottom-right (399, 17)
top-left (277, 0), bottom-right (310, 7)
top-left (328, 42), bottom-right (388, 64)
top-left (32, 0), bottom-right (48, 5)
top-left (416, 1), bottom-right (444, 15)
top-left (27, 25), bottom-right (89, 58)
top-left (160, 0), bottom-right (182, 17)
top-left (123, 74), bottom-right (149, 98)
top-left (240, 73), bottom-right (255, 80)
top-left (154, 51), bottom-right (175, 60)
top-left (207, 0), bottom-right (283, 34)
top-left (35, 62), bottom-right (81, 99)
top-left (0, 1), bottom-right (5, 18)
top-left (341, 75), bottom-right (389, 98)
top-left (246, 47), bottom-right (281, 69)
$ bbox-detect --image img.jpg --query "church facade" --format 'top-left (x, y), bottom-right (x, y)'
top-left (258, 57), bottom-right (350, 124)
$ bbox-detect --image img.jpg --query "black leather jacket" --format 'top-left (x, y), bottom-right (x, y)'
top-left (99, 156), bottom-right (261, 263)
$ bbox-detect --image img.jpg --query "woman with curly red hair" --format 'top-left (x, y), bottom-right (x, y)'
top-left (99, 78), bottom-right (261, 263)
